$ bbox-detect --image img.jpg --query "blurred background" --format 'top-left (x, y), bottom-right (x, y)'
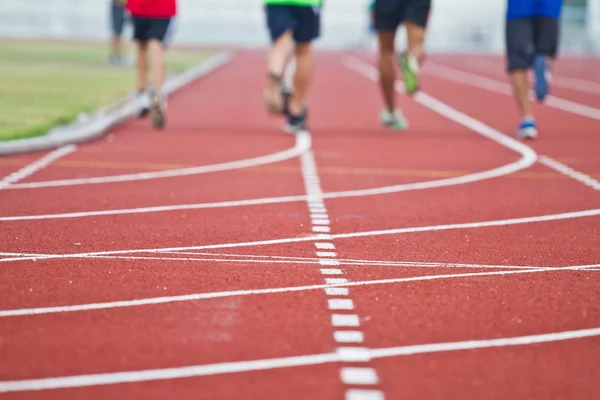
top-left (0, 0), bottom-right (597, 53)
top-left (0, 0), bottom-right (597, 142)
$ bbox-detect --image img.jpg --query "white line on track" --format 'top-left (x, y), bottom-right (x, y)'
top-left (424, 62), bottom-right (600, 121)
top-left (1, 326), bottom-right (599, 393)
top-left (1, 264), bottom-right (598, 318)
top-left (0, 145), bottom-right (76, 190)
top-left (2, 208), bottom-right (598, 263)
top-left (1, 61), bottom-right (538, 221)
top-left (6, 132), bottom-right (311, 189)
top-left (538, 156), bottom-right (600, 191)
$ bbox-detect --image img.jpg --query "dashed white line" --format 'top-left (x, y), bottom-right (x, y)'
top-left (316, 251), bottom-right (337, 258)
top-left (319, 259), bottom-right (340, 266)
top-left (539, 155), bottom-right (600, 191)
top-left (328, 299), bottom-right (355, 310)
top-left (337, 347), bottom-right (372, 362)
top-left (2, 326), bottom-right (599, 393)
top-left (332, 314), bottom-right (361, 327)
top-left (340, 367), bottom-right (379, 385)
top-left (334, 331), bottom-right (365, 343)
top-left (315, 243), bottom-right (335, 250)
top-left (325, 288), bottom-right (349, 296)
top-left (346, 389), bottom-right (385, 400)
top-left (320, 268), bottom-right (343, 275)
top-left (0, 145), bottom-right (76, 190)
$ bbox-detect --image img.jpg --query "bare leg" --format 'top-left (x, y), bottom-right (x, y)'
top-left (405, 21), bottom-right (426, 62)
top-left (264, 31), bottom-right (294, 114)
top-left (509, 69), bottom-right (532, 119)
top-left (289, 41), bottom-right (314, 116)
top-left (148, 39), bottom-right (166, 92)
top-left (377, 30), bottom-right (397, 113)
top-left (136, 41), bottom-right (148, 92)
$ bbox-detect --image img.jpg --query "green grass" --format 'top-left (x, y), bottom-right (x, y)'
top-left (0, 40), bottom-right (212, 141)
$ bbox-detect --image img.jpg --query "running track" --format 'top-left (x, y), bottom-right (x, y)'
top-left (1, 50), bottom-right (599, 400)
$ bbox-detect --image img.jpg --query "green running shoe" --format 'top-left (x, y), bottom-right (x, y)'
top-left (399, 53), bottom-right (420, 96)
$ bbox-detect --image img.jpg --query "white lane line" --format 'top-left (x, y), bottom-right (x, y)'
top-left (325, 288), bottom-right (349, 296)
top-left (337, 347), bottom-right (372, 362)
top-left (3, 208), bottom-right (598, 263)
top-left (539, 156), bottom-right (600, 191)
top-left (320, 269), bottom-right (343, 275)
top-left (313, 226), bottom-right (331, 233)
top-left (425, 62), bottom-right (600, 121)
top-left (6, 132), bottom-right (311, 190)
top-left (326, 278), bottom-right (349, 285)
top-left (1, 59), bottom-right (539, 221)
top-left (316, 252), bottom-right (337, 258)
top-left (0, 145), bottom-right (76, 190)
top-left (332, 314), bottom-right (361, 327)
top-left (311, 213), bottom-right (329, 219)
top-left (340, 368), bottom-right (379, 385)
top-left (2, 326), bottom-right (599, 393)
top-left (346, 389), bottom-right (385, 400)
top-left (319, 259), bottom-right (340, 266)
top-left (316, 243), bottom-right (335, 250)
top-left (334, 331), bottom-right (365, 343)
top-left (2, 264), bottom-right (598, 318)
top-left (328, 299), bottom-right (355, 310)
top-left (4, 252), bottom-right (554, 271)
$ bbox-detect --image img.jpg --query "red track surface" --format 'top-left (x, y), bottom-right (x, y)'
top-left (1, 50), bottom-right (599, 399)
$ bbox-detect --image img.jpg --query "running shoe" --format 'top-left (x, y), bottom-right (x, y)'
top-left (284, 108), bottom-right (308, 134)
top-left (137, 89), bottom-right (150, 118)
top-left (149, 89), bottom-right (166, 129)
top-left (380, 109), bottom-right (408, 131)
top-left (516, 116), bottom-right (538, 140)
top-left (399, 53), bottom-right (420, 95)
top-left (533, 55), bottom-right (550, 102)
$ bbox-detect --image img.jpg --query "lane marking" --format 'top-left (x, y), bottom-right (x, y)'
top-left (425, 62), bottom-right (600, 121)
top-left (328, 299), bottom-right (355, 310)
top-left (346, 389), bottom-right (385, 400)
top-left (316, 243), bottom-right (335, 250)
top-left (337, 347), bottom-right (372, 362)
top-left (319, 259), bottom-right (340, 266)
top-left (0, 145), bottom-right (76, 190)
top-left (2, 327), bottom-right (599, 393)
top-left (6, 132), bottom-right (312, 190)
top-left (320, 269), bottom-right (343, 275)
top-left (316, 251), bottom-right (337, 258)
top-left (332, 314), bottom-right (361, 327)
top-left (325, 288), bottom-right (349, 296)
top-left (340, 368), bottom-right (379, 385)
top-left (1, 264), bottom-right (598, 318)
top-left (539, 156), bottom-right (600, 191)
top-left (334, 331), bottom-right (365, 343)
top-left (2, 58), bottom-right (540, 222)
top-left (3, 208), bottom-right (598, 263)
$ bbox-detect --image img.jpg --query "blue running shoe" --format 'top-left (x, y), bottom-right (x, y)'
top-left (516, 116), bottom-right (538, 140)
top-left (533, 55), bottom-right (550, 102)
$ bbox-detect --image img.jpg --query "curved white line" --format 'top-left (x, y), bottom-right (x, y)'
top-left (1, 264), bottom-right (598, 318)
top-left (6, 132), bottom-right (312, 190)
top-left (1, 326), bottom-right (598, 392)
top-left (0, 59), bottom-right (537, 222)
top-left (2, 208), bottom-right (599, 264)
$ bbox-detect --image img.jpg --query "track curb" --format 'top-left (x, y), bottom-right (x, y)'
top-left (0, 50), bottom-right (234, 156)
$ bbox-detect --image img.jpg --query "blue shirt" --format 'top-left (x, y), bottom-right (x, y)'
top-left (507, 0), bottom-right (563, 20)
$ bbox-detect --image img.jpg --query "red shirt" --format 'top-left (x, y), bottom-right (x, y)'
top-left (126, 0), bottom-right (177, 18)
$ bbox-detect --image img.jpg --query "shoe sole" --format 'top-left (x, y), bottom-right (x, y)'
top-left (400, 55), bottom-right (420, 95)
top-left (517, 127), bottom-right (538, 140)
top-left (533, 56), bottom-right (549, 102)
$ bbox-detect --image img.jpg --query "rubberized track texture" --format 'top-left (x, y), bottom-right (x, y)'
top-left (0, 51), bottom-right (599, 400)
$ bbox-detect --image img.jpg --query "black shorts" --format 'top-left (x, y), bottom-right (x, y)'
top-left (111, 3), bottom-right (127, 36)
top-left (265, 5), bottom-right (321, 44)
top-left (506, 17), bottom-right (559, 72)
top-left (132, 16), bottom-right (176, 48)
top-left (374, 0), bottom-right (431, 31)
